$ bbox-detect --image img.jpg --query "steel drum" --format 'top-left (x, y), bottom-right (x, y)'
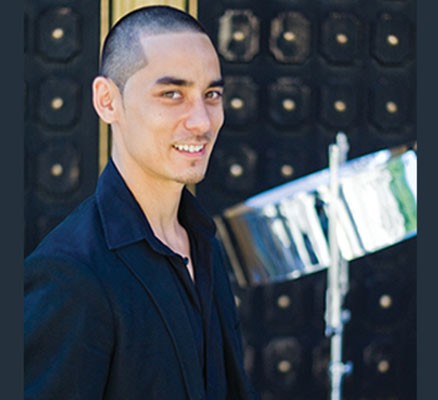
top-left (215, 146), bottom-right (417, 287)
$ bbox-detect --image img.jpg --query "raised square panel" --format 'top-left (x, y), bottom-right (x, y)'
top-left (268, 78), bottom-right (311, 126)
top-left (37, 78), bottom-right (81, 129)
top-left (262, 337), bottom-right (304, 391)
top-left (370, 77), bottom-right (409, 130)
top-left (218, 9), bottom-right (260, 62)
top-left (320, 83), bottom-right (358, 127)
top-left (36, 7), bottom-right (81, 62)
top-left (320, 12), bottom-right (361, 64)
top-left (223, 76), bottom-right (259, 126)
top-left (36, 142), bottom-right (81, 197)
top-left (270, 11), bottom-right (311, 64)
top-left (210, 143), bottom-right (258, 193)
top-left (372, 13), bottom-right (413, 65)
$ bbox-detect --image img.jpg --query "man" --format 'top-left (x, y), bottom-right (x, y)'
top-left (25, 6), bottom-right (258, 399)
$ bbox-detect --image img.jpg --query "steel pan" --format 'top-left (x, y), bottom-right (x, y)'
top-left (216, 146), bottom-right (417, 287)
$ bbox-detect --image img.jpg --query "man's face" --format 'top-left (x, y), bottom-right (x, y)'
top-left (111, 31), bottom-right (224, 187)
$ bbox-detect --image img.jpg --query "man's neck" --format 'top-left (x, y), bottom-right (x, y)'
top-left (112, 156), bottom-right (190, 256)
top-left (124, 169), bottom-right (194, 281)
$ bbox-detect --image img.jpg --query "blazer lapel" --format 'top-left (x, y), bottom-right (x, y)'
top-left (115, 243), bottom-right (205, 400)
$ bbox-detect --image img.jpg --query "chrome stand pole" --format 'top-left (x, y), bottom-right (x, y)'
top-left (325, 132), bottom-right (352, 400)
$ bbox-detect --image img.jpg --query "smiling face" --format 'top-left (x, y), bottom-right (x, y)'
top-left (106, 31), bottom-right (224, 189)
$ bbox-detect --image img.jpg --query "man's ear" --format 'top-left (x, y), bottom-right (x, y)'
top-left (92, 76), bottom-right (121, 124)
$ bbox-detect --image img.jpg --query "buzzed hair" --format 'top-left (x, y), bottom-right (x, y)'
top-left (100, 6), bottom-right (209, 92)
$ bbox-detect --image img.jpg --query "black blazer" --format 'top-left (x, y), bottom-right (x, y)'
top-left (24, 161), bottom-right (257, 400)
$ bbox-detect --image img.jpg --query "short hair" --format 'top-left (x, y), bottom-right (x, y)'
top-left (100, 6), bottom-right (209, 92)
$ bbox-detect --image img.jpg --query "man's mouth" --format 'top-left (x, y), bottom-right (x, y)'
top-left (172, 144), bottom-right (205, 153)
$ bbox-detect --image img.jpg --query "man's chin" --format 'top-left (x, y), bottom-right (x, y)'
top-left (176, 173), bottom-right (206, 186)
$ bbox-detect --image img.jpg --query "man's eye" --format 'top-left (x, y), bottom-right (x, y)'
top-left (162, 91), bottom-right (182, 99)
top-left (206, 90), bottom-right (223, 100)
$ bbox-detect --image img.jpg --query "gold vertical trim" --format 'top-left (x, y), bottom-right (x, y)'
top-left (98, 0), bottom-right (111, 174)
top-left (111, 1), bottom-right (188, 24)
top-left (188, 0), bottom-right (198, 17)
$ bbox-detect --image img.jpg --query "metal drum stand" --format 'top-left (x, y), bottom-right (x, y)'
top-left (325, 132), bottom-right (353, 400)
top-left (216, 131), bottom-right (417, 398)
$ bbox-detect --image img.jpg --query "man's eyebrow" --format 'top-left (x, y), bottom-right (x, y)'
top-left (209, 79), bottom-right (224, 88)
top-left (155, 76), bottom-right (224, 88)
top-left (155, 76), bottom-right (192, 86)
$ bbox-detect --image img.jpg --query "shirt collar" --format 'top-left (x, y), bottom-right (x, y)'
top-left (96, 159), bottom-right (216, 252)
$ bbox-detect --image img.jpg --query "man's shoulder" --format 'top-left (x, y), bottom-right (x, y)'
top-left (26, 195), bottom-right (106, 265)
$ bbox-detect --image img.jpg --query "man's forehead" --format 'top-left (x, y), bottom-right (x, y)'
top-left (138, 31), bottom-right (218, 64)
top-left (138, 30), bottom-right (210, 47)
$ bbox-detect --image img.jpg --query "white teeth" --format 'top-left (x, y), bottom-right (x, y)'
top-left (173, 144), bottom-right (204, 153)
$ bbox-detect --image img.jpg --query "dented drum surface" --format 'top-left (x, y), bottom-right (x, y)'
top-left (216, 147), bottom-right (417, 287)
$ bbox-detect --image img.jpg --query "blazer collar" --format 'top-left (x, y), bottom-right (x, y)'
top-left (115, 243), bottom-right (206, 400)
top-left (95, 159), bottom-right (216, 252)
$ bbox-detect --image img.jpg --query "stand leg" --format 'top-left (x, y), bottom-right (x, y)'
top-left (325, 132), bottom-right (353, 400)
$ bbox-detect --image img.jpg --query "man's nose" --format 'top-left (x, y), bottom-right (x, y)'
top-left (184, 98), bottom-right (212, 135)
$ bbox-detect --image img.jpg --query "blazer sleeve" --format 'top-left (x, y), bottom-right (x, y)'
top-left (24, 255), bottom-right (114, 400)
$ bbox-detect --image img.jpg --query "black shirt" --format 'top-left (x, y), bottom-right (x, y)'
top-left (165, 198), bottom-right (228, 400)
